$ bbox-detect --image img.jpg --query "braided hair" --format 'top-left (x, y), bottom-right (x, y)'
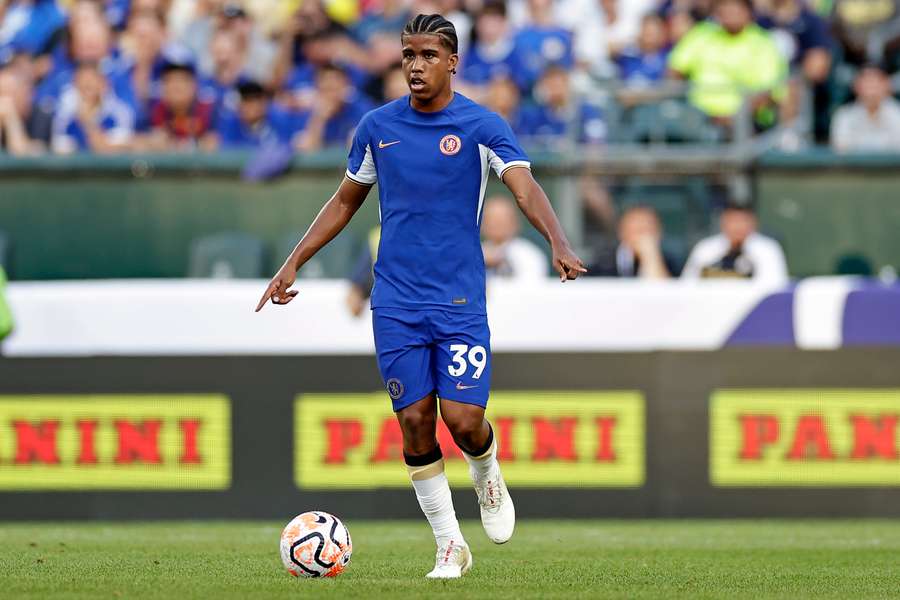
top-left (402, 14), bottom-right (459, 55)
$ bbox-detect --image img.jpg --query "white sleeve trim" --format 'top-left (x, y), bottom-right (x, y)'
top-left (347, 143), bottom-right (377, 185)
top-left (499, 161), bottom-right (532, 179)
top-left (345, 169), bottom-right (375, 186)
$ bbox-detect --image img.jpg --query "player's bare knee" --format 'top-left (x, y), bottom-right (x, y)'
top-left (444, 412), bottom-right (487, 448)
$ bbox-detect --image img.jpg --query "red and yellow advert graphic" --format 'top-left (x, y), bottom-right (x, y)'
top-left (295, 391), bottom-right (644, 489)
top-left (0, 395), bottom-right (230, 490)
top-left (711, 389), bottom-right (900, 486)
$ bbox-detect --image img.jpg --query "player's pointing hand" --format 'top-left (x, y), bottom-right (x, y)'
top-left (255, 264), bottom-right (299, 312)
top-left (552, 244), bottom-right (588, 282)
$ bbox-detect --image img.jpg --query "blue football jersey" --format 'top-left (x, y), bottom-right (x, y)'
top-left (346, 93), bottom-right (530, 315)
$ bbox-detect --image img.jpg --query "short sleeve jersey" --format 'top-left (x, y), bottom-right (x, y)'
top-left (346, 93), bottom-right (530, 315)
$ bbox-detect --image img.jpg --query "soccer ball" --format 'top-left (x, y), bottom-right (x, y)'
top-left (280, 511), bottom-right (353, 578)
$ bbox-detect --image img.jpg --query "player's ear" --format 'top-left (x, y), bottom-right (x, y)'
top-left (448, 53), bottom-right (459, 75)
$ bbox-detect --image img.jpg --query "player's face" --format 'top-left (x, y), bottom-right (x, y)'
top-left (401, 34), bottom-right (458, 102)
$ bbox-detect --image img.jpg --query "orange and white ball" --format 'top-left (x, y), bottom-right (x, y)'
top-left (280, 511), bottom-right (352, 578)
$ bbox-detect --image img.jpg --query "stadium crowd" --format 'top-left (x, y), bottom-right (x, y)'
top-left (0, 0), bottom-right (899, 156)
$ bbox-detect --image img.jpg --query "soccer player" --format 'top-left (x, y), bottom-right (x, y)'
top-left (256, 14), bottom-right (586, 579)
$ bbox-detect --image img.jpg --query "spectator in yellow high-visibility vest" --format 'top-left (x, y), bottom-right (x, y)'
top-left (668, 0), bottom-right (788, 128)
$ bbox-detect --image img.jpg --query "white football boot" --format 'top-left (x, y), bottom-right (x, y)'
top-left (474, 467), bottom-right (515, 543)
top-left (425, 539), bottom-right (472, 579)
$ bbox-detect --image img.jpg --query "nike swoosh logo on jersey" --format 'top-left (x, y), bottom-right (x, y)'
top-left (456, 381), bottom-right (477, 390)
top-left (378, 140), bottom-right (401, 149)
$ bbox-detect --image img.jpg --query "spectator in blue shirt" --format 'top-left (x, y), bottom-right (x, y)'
top-left (293, 64), bottom-right (374, 152)
top-left (756, 0), bottom-right (832, 84)
top-left (281, 28), bottom-right (370, 113)
top-left (35, 5), bottom-right (122, 106)
top-left (352, 0), bottom-right (410, 44)
top-left (512, 0), bottom-right (574, 92)
top-left (518, 65), bottom-right (606, 147)
top-left (50, 61), bottom-right (135, 154)
top-left (484, 75), bottom-right (524, 135)
top-left (0, 62), bottom-right (53, 155)
top-left (461, 2), bottom-right (520, 90)
top-left (616, 13), bottom-right (670, 87)
top-left (104, 0), bottom-right (131, 30)
top-left (756, 0), bottom-right (833, 141)
top-left (0, 0), bottom-right (67, 62)
top-left (112, 10), bottom-right (169, 133)
top-left (216, 80), bottom-right (294, 149)
top-left (198, 28), bottom-right (246, 121)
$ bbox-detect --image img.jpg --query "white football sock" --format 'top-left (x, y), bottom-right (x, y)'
top-left (408, 458), bottom-right (465, 547)
top-left (463, 436), bottom-right (498, 482)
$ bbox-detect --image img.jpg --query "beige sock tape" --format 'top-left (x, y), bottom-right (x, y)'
top-left (469, 438), bottom-right (496, 461)
top-left (407, 458), bottom-right (445, 481)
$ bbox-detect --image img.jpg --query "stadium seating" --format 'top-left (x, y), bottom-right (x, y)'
top-left (619, 101), bottom-right (724, 145)
top-left (279, 231), bottom-right (358, 279)
top-left (187, 232), bottom-right (268, 279)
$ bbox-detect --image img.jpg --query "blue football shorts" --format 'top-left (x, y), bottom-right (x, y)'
top-left (372, 307), bottom-right (492, 412)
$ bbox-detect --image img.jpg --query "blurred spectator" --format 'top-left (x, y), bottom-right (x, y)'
top-left (138, 52), bottom-right (217, 151)
top-left (0, 64), bottom-right (51, 155)
top-left (831, 0), bottom-right (900, 68)
top-left (199, 27), bottom-right (244, 116)
top-left (513, 0), bottom-right (574, 91)
top-left (525, 0), bottom-right (657, 79)
top-left (481, 195), bottom-right (548, 280)
top-left (352, 0), bottom-right (409, 44)
top-left (461, 2), bottom-right (520, 90)
top-left (517, 65), bottom-right (606, 146)
top-left (681, 204), bottom-right (788, 284)
top-left (564, 0), bottom-right (613, 78)
top-left (271, 0), bottom-right (344, 89)
top-left (346, 225), bottom-right (379, 318)
top-left (598, 0), bottom-right (659, 58)
top-left (104, 0), bottom-right (135, 30)
top-left (616, 13), bottom-right (670, 87)
top-left (668, 0), bottom-right (787, 128)
top-left (484, 76), bottom-right (523, 131)
top-left (755, 0), bottom-right (833, 141)
top-left (293, 64), bottom-right (374, 152)
top-left (657, 0), bottom-right (714, 43)
top-left (36, 3), bottom-right (119, 104)
top-left (588, 205), bottom-right (676, 278)
top-left (182, 2), bottom-right (276, 86)
top-left (280, 28), bottom-right (370, 112)
top-left (755, 0), bottom-right (832, 84)
top-left (831, 64), bottom-right (900, 152)
top-left (0, 0), bottom-right (67, 62)
top-left (216, 80), bottom-right (293, 149)
top-left (381, 63), bottom-right (408, 102)
top-left (412, 0), bottom-right (472, 56)
top-left (115, 10), bottom-right (168, 132)
top-left (51, 61), bottom-right (135, 154)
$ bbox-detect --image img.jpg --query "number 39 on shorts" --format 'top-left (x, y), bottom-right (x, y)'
top-left (447, 344), bottom-right (488, 379)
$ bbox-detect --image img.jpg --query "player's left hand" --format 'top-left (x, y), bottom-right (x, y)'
top-left (552, 244), bottom-right (588, 282)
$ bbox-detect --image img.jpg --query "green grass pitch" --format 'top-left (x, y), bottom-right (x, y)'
top-left (2, 520), bottom-right (899, 599)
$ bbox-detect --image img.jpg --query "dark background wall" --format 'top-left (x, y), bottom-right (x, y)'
top-left (1, 349), bottom-right (899, 520)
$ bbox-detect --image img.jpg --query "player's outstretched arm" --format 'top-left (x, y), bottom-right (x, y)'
top-left (255, 177), bottom-right (372, 311)
top-left (501, 167), bottom-right (587, 282)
